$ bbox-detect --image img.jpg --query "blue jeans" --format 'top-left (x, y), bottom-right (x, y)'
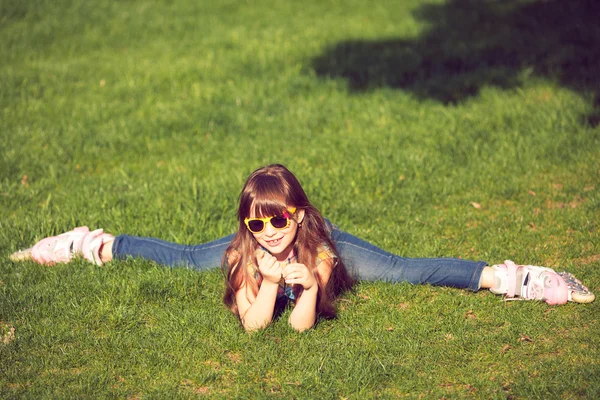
top-left (113, 225), bottom-right (486, 291)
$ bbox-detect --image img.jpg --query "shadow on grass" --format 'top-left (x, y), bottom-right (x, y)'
top-left (312, 0), bottom-right (600, 125)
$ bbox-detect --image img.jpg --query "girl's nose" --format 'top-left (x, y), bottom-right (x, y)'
top-left (263, 221), bottom-right (277, 236)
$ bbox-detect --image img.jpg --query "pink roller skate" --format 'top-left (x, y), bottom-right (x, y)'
top-left (490, 260), bottom-right (594, 304)
top-left (10, 227), bottom-right (113, 266)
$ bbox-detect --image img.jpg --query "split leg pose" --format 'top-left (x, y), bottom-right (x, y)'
top-left (11, 165), bottom-right (595, 331)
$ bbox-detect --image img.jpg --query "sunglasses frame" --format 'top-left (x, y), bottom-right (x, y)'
top-left (244, 207), bottom-right (297, 234)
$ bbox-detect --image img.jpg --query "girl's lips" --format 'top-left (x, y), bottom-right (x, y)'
top-left (265, 238), bottom-right (282, 246)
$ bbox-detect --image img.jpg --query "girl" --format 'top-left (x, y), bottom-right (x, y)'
top-left (10, 164), bottom-right (595, 331)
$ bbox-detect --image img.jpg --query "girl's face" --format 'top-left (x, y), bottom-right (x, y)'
top-left (248, 207), bottom-right (304, 262)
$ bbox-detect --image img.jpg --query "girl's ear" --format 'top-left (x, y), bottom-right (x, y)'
top-left (296, 209), bottom-right (305, 225)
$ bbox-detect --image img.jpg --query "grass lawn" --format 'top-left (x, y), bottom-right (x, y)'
top-left (1, 0), bottom-right (599, 398)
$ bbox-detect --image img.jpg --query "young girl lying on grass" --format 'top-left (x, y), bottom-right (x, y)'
top-left (11, 164), bottom-right (595, 331)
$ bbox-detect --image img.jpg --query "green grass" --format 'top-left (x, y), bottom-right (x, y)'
top-left (1, 0), bottom-right (599, 398)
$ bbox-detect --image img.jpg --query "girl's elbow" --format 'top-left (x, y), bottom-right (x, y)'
top-left (288, 317), bottom-right (316, 332)
top-left (241, 318), bottom-right (271, 332)
top-left (243, 324), bottom-right (265, 332)
top-left (290, 324), bottom-right (313, 332)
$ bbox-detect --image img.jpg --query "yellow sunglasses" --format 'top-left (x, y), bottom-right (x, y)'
top-left (244, 207), bottom-right (297, 234)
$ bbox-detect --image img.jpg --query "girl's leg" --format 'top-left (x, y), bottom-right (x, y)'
top-left (112, 234), bottom-right (234, 270)
top-left (330, 227), bottom-right (487, 291)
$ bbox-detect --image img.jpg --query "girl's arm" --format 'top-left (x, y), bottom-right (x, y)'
top-left (284, 258), bottom-right (334, 332)
top-left (235, 251), bottom-right (283, 331)
top-left (236, 280), bottom-right (280, 331)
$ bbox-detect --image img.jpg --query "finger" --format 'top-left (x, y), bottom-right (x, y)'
top-left (282, 263), bottom-right (302, 277)
top-left (255, 249), bottom-right (265, 260)
top-left (261, 259), bottom-right (280, 276)
top-left (285, 271), bottom-right (304, 281)
top-left (257, 254), bottom-right (271, 268)
top-left (263, 259), bottom-right (278, 271)
top-left (265, 257), bottom-right (277, 269)
top-left (284, 278), bottom-right (305, 286)
top-left (261, 253), bottom-right (278, 266)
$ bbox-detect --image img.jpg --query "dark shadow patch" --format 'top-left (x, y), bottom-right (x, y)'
top-left (312, 0), bottom-right (600, 124)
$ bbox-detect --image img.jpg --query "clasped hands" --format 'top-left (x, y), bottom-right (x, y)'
top-left (256, 250), bottom-right (316, 290)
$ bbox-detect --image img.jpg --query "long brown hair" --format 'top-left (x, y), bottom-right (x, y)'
top-left (222, 164), bottom-right (354, 319)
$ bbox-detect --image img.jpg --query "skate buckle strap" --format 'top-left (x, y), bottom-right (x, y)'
top-left (505, 260), bottom-right (519, 298)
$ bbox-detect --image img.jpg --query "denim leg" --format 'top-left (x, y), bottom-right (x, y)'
top-left (331, 228), bottom-right (487, 291)
top-left (111, 225), bottom-right (487, 291)
top-left (112, 234), bottom-right (234, 271)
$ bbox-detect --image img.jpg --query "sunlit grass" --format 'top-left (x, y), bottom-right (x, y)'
top-left (1, 0), bottom-right (599, 398)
